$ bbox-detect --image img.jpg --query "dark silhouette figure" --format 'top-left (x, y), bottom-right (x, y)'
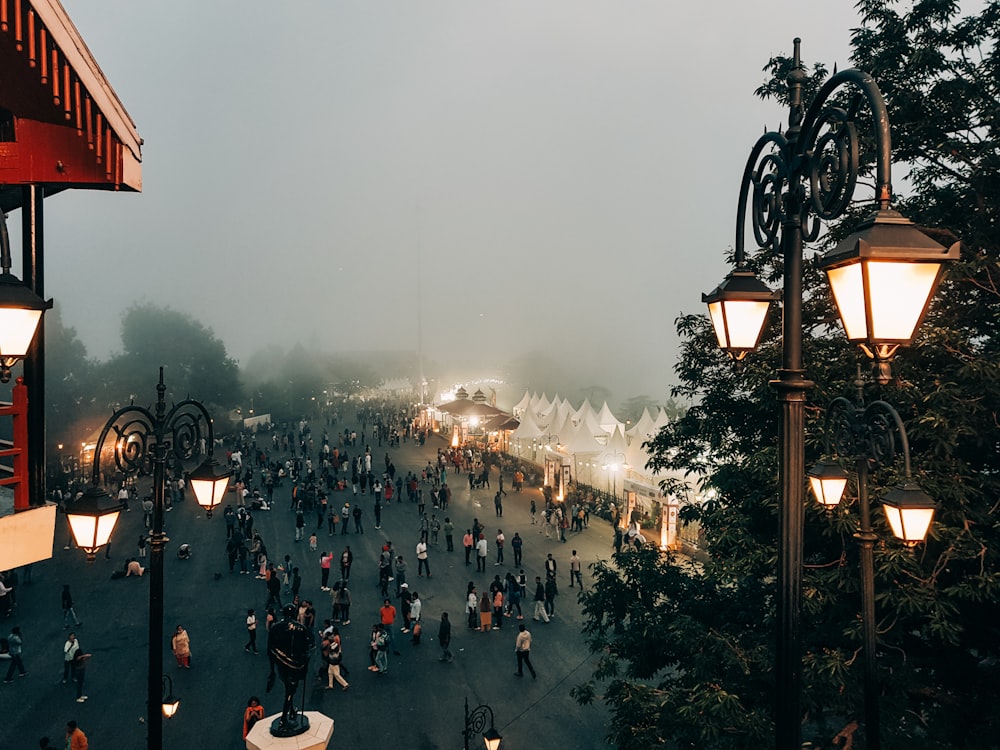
top-left (266, 605), bottom-right (315, 736)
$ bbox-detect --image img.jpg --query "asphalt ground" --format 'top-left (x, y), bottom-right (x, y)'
top-left (0, 430), bottom-right (616, 749)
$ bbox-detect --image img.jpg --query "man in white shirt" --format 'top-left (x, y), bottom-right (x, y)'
top-left (514, 623), bottom-right (536, 678)
top-left (476, 535), bottom-right (488, 572)
top-left (416, 540), bottom-right (431, 578)
top-left (117, 485), bottom-right (130, 511)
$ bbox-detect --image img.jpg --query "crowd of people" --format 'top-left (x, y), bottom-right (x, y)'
top-left (2, 399), bottom-right (621, 746)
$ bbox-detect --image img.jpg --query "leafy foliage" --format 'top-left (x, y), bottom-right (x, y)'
top-left (97, 303), bottom-right (242, 416)
top-left (577, 3), bottom-right (1000, 748)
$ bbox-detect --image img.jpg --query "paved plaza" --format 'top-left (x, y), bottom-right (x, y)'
top-left (0, 431), bottom-right (615, 748)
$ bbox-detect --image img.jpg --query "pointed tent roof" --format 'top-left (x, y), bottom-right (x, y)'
top-left (605, 424), bottom-right (629, 456)
top-left (532, 393), bottom-right (552, 421)
top-left (560, 417), bottom-right (605, 454)
top-left (626, 407), bottom-right (656, 440)
top-left (551, 397), bottom-right (573, 429)
top-left (580, 407), bottom-right (608, 443)
top-left (596, 401), bottom-right (623, 434)
top-left (510, 409), bottom-right (545, 440)
top-left (573, 399), bottom-right (596, 426)
top-left (512, 390), bottom-right (532, 415)
top-left (652, 408), bottom-right (673, 432)
top-left (548, 410), bottom-right (575, 446)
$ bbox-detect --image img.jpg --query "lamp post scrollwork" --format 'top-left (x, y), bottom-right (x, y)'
top-left (702, 38), bottom-right (957, 750)
top-left (808, 377), bottom-right (936, 750)
top-left (66, 366), bottom-right (230, 750)
top-left (463, 698), bottom-right (503, 750)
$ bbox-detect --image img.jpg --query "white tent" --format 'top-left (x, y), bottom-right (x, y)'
top-left (596, 401), bottom-right (624, 434)
top-left (511, 390), bottom-right (532, 416)
top-left (626, 407), bottom-right (656, 440)
top-left (573, 399), bottom-right (596, 426)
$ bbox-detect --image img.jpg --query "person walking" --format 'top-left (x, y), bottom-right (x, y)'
top-left (70, 647), bottom-right (91, 702)
top-left (544, 552), bottom-right (557, 580)
top-left (467, 586), bottom-right (479, 630)
top-left (394, 556), bottom-right (407, 598)
top-left (137, 534), bottom-right (147, 559)
top-left (511, 532), bottom-right (523, 567)
top-left (475, 534), bottom-right (488, 572)
top-left (462, 529), bottom-right (474, 566)
top-left (373, 624), bottom-right (389, 673)
top-left (62, 632), bottom-right (80, 683)
top-left (569, 550), bottom-right (584, 589)
top-left (514, 623), bottom-right (537, 678)
top-left (325, 628), bottom-right (349, 690)
top-left (62, 585), bottom-right (81, 629)
top-left (295, 509), bottom-right (306, 541)
top-left (320, 551), bottom-right (333, 591)
top-left (532, 577), bottom-right (550, 623)
top-left (479, 591), bottom-right (492, 633)
top-left (244, 609), bottom-right (259, 654)
top-left (171, 625), bottom-right (191, 668)
top-left (415, 539), bottom-right (431, 578)
top-left (65, 720), bottom-right (88, 750)
top-left (379, 598), bottom-right (399, 654)
top-left (438, 612), bottom-right (453, 662)
top-left (340, 546), bottom-right (353, 582)
top-left (3, 625), bottom-right (26, 682)
top-left (443, 517), bottom-right (455, 552)
top-left (142, 495), bottom-right (154, 528)
top-left (332, 582), bottom-right (351, 625)
top-left (544, 575), bottom-right (558, 618)
top-left (265, 568), bottom-right (282, 610)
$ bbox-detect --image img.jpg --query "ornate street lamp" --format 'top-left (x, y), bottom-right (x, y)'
top-left (161, 675), bottom-right (180, 719)
top-left (819, 209), bottom-right (960, 383)
top-left (0, 211), bottom-right (52, 383)
top-left (881, 483), bottom-right (937, 544)
top-left (463, 698), bottom-right (502, 750)
top-left (703, 39), bottom-right (957, 750)
top-left (702, 268), bottom-right (779, 361)
top-left (807, 385), bottom-right (935, 750)
top-left (187, 455), bottom-right (231, 518)
top-left (67, 367), bottom-right (230, 750)
top-left (65, 485), bottom-right (121, 563)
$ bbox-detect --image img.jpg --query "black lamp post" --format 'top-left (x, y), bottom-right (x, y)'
top-left (463, 698), bottom-right (503, 750)
top-left (807, 379), bottom-right (936, 750)
top-left (702, 39), bottom-right (958, 750)
top-left (602, 450), bottom-right (626, 503)
top-left (66, 367), bottom-right (230, 749)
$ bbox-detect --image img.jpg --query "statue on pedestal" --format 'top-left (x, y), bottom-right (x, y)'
top-left (266, 604), bottom-right (315, 736)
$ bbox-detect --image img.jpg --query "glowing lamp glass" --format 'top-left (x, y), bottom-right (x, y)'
top-left (826, 260), bottom-right (942, 344)
top-left (188, 457), bottom-right (232, 515)
top-left (0, 307), bottom-right (43, 358)
top-left (806, 460), bottom-right (849, 507)
top-left (881, 484), bottom-right (936, 544)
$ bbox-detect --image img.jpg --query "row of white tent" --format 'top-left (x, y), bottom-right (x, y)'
top-left (507, 391), bottom-right (677, 490)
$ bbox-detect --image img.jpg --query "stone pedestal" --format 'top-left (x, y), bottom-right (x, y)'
top-left (246, 712), bottom-right (334, 750)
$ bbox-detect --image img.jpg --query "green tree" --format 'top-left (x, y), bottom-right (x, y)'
top-left (43, 307), bottom-right (96, 449)
top-left (575, 4), bottom-right (1000, 748)
top-left (103, 303), bottom-right (242, 414)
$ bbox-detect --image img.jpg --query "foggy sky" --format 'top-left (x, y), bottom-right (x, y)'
top-left (32, 1), bottom-right (861, 401)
